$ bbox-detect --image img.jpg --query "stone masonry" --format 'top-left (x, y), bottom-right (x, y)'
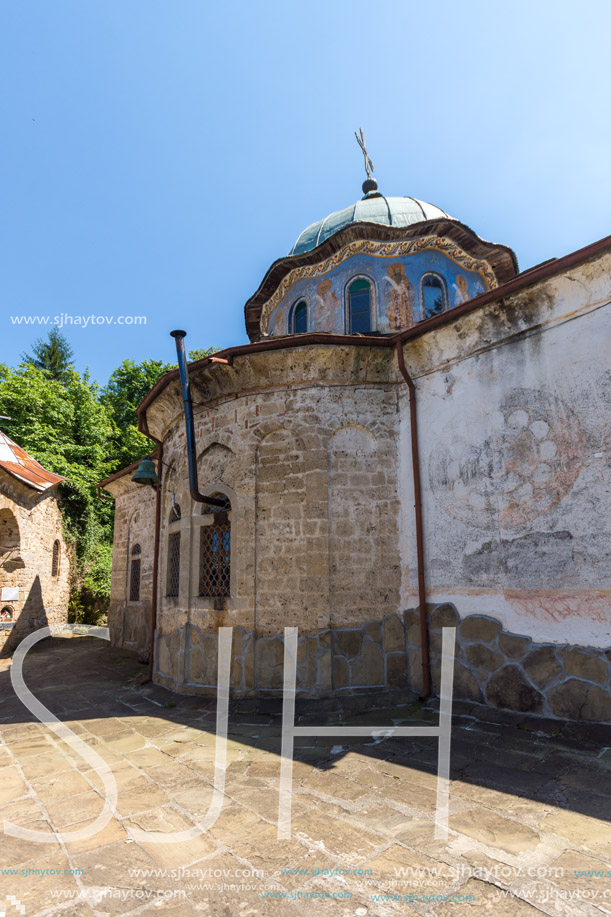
top-left (0, 472), bottom-right (69, 655)
top-left (409, 604), bottom-right (611, 724)
top-left (106, 471), bottom-right (157, 659)
top-left (104, 236), bottom-right (611, 724)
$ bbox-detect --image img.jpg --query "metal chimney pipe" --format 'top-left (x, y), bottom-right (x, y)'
top-left (170, 329), bottom-right (227, 508)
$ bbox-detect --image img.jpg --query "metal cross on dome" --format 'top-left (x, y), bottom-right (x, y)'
top-left (355, 127), bottom-right (375, 180)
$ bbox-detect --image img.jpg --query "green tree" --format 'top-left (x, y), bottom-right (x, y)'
top-left (0, 362), bottom-right (115, 623)
top-left (0, 343), bottom-right (218, 625)
top-left (101, 359), bottom-right (174, 470)
top-left (101, 351), bottom-right (218, 471)
top-left (22, 327), bottom-right (75, 384)
top-left (188, 346), bottom-right (219, 362)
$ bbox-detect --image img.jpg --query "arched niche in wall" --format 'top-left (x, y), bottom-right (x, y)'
top-left (328, 425), bottom-right (379, 627)
top-left (0, 508), bottom-right (23, 571)
top-left (197, 442), bottom-right (235, 488)
top-left (255, 429), bottom-right (307, 635)
top-left (162, 460), bottom-right (184, 521)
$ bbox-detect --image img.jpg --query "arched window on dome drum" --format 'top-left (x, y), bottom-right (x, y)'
top-left (130, 544), bottom-right (141, 602)
top-left (422, 273), bottom-right (447, 318)
top-left (348, 279), bottom-right (372, 334)
top-left (199, 493), bottom-right (231, 597)
top-left (51, 540), bottom-right (60, 578)
top-left (292, 300), bottom-right (308, 334)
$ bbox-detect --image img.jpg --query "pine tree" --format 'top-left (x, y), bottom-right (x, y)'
top-left (22, 327), bottom-right (75, 383)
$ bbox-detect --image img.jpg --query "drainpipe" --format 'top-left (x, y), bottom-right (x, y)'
top-left (170, 330), bottom-right (229, 509)
top-left (141, 441), bottom-right (163, 685)
top-left (395, 338), bottom-right (431, 700)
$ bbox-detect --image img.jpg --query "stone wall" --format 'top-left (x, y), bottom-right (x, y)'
top-left (405, 604), bottom-right (611, 723)
top-left (399, 250), bottom-right (611, 650)
top-left (120, 344), bottom-right (403, 694)
top-left (0, 473), bottom-right (69, 655)
top-left (155, 614), bottom-right (409, 696)
top-left (107, 244), bottom-right (611, 721)
top-left (153, 602), bottom-right (611, 722)
top-left (106, 475), bottom-right (157, 658)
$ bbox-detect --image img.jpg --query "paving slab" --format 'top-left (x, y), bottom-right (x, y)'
top-left (0, 636), bottom-right (610, 917)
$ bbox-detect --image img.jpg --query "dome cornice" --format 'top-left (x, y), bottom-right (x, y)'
top-left (244, 219), bottom-right (519, 342)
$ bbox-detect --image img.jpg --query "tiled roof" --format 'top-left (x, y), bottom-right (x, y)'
top-left (0, 430), bottom-right (67, 491)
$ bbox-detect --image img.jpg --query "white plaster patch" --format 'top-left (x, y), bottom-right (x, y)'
top-left (530, 420), bottom-right (549, 440)
top-left (507, 409), bottom-right (529, 428)
top-left (539, 440), bottom-right (558, 460)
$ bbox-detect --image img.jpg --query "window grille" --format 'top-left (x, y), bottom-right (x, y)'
top-left (51, 540), bottom-right (60, 577)
top-left (130, 544), bottom-right (141, 602)
top-left (199, 523), bottom-right (231, 597)
top-left (167, 532), bottom-right (181, 597)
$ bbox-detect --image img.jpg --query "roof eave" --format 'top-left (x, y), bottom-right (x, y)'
top-left (135, 230), bottom-right (611, 445)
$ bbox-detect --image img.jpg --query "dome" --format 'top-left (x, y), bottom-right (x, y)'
top-left (289, 193), bottom-right (453, 256)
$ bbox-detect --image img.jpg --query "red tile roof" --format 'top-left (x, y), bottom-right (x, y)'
top-left (0, 431), bottom-right (67, 491)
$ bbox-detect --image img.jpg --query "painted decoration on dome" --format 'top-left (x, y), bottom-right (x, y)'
top-left (264, 244), bottom-right (490, 336)
top-left (384, 262), bottom-right (414, 331)
top-left (312, 279), bottom-right (341, 333)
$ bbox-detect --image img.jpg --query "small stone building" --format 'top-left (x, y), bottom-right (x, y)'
top-left (102, 178), bottom-right (611, 723)
top-left (102, 457), bottom-right (158, 658)
top-left (0, 430), bottom-right (70, 654)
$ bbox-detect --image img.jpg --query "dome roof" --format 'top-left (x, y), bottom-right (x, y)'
top-left (290, 193), bottom-right (453, 256)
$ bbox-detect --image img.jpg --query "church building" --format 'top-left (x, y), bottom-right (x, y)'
top-left (102, 164), bottom-right (611, 724)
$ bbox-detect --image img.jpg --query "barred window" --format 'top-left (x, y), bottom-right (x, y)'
top-left (167, 532), bottom-right (181, 597)
top-left (51, 540), bottom-right (60, 577)
top-left (199, 493), bottom-right (231, 597)
top-left (130, 544), bottom-right (141, 602)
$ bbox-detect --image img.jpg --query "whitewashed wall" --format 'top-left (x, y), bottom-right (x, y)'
top-left (399, 252), bottom-right (611, 648)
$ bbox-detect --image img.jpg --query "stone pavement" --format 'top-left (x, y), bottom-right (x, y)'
top-left (0, 637), bottom-right (610, 917)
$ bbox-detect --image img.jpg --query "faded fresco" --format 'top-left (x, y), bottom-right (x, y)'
top-left (265, 246), bottom-right (489, 336)
top-left (428, 388), bottom-right (585, 529)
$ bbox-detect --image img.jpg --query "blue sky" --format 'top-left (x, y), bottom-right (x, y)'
top-left (1, 1), bottom-right (610, 384)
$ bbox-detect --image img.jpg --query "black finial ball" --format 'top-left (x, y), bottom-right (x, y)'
top-left (362, 177), bottom-right (378, 195)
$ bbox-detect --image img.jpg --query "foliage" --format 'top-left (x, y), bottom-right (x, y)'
top-left (101, 359), bottom-right (173, 470)
top-left (100, 349), bottom-right (219, 471)
top-left (188, 346), bottom-right (219, 362)
top-left (0, 330), bottom-right (217, 624)
top-left (21, 326), bottom-right (75, 384)
top-left (0, 357), bottom-right (115, 623)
